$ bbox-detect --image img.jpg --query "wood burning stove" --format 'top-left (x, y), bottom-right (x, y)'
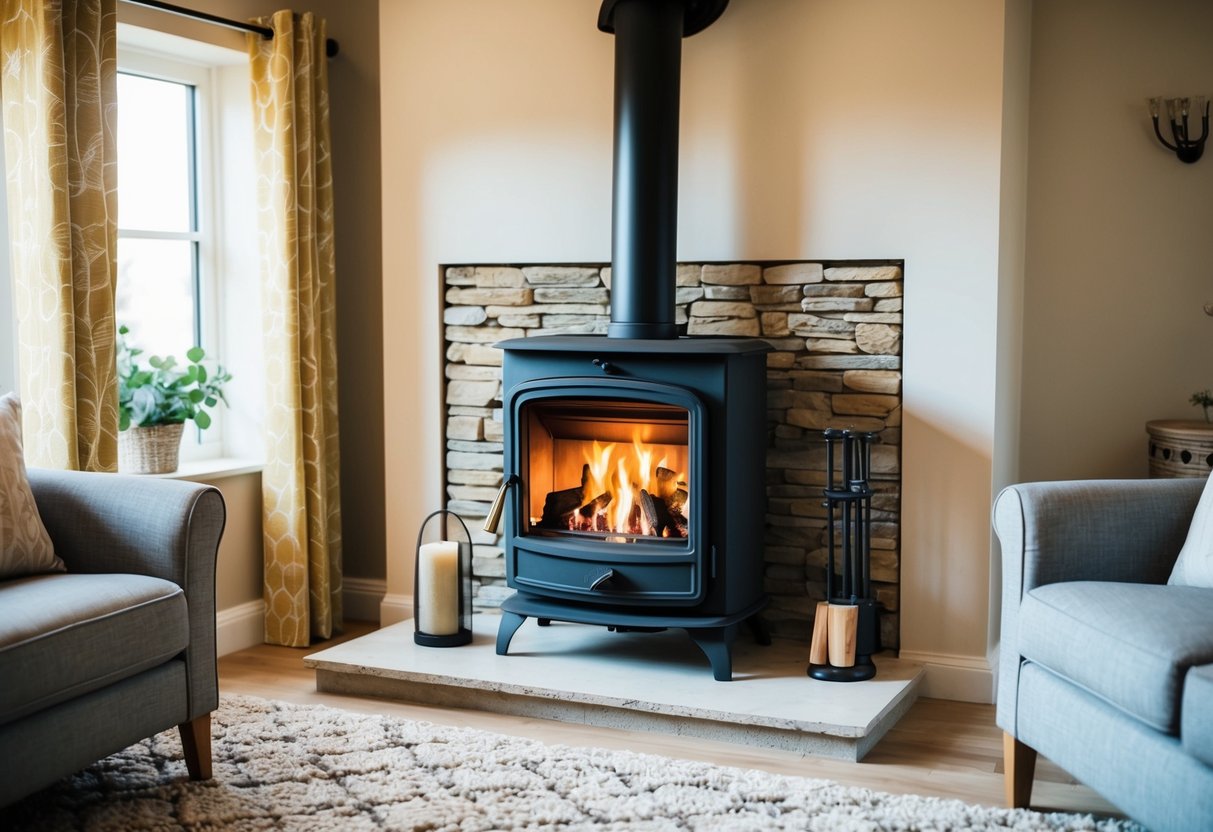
top-left (484, 0), bottom-right (770, 680)
top-left (491, 337), bottom-right (770, 680)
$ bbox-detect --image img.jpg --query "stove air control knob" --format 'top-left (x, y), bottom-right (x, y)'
top-left (592, 358), bottom-right (619, 374)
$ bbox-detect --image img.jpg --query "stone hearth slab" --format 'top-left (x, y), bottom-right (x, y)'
top-left (305, 615), bottom-right (922, 761)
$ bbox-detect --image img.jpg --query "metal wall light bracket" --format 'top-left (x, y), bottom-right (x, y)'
top-left (1149, 97), bottom-right (1209, 163)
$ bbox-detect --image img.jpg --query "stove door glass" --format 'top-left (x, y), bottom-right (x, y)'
top-left (522, 399), bottom-right (690, 544)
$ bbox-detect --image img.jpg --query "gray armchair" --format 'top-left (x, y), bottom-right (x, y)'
top-left (994, 478), bottom-right (1213, 832)
top-left (0, 469), bottom-right (225, 807)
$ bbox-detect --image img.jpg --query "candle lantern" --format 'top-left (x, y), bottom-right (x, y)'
top-left (413, 509), bottom-right (473, 647)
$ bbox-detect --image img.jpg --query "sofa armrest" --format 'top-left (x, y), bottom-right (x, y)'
top-left (993, 477), bottom-right (1204, 734)
top-left (994, 478), bottom-right (1203, 591)
top-left (27, 468), bottom-right (227, 719)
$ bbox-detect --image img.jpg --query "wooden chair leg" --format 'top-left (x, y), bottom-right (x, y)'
top-left (1003, 731), bottom-right (1037, 809)
top-left (179, 713), bottom-right (212, 780)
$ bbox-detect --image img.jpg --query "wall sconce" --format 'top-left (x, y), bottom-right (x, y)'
top-left (1149, 97), bottom-right (1209, 163)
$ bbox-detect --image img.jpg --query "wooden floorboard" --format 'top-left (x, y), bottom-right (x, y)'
top-left (217, 621), bottom-right (1121, 819)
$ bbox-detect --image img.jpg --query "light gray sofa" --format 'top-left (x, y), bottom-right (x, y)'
top-left (994, 478), bottom-right (1213, 832)
top-left (0, 469), bottom-right (225, 807)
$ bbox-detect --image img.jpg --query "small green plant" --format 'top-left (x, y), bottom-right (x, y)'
top-left (117, 325), bottom-right (232, 431)
top-left (1191, 389), bottom-right (1213, 423)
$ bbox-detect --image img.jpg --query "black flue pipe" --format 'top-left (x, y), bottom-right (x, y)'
top-left (598, 0), bottom-right (728, 338)
top-left (604, 0), bottom-right (684, 339)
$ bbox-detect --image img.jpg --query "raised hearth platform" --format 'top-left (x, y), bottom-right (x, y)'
top-left (304, 615), bottom-right (922, 761)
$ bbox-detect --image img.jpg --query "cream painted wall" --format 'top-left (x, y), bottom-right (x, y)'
top-left (381, 0), bottom-right (1017, 700)
top-left (991, 1), bottom-right (1033, 661)
top-left (1021, 0), bottom-right (1213, 482)
top-left (205, 472), bottom-right (265, 610)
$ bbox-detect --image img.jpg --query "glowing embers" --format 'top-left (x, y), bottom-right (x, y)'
top-left (536, 433), bottom-right (689, 539)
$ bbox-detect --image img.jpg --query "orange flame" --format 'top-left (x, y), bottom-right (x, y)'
top-left (569, 429), bottom-right (687, 537)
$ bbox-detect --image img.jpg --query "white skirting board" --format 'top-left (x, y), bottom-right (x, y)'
top-left (344, 577), bottom-right (387, 623)
top-left (215, 578), bottom-right (391, 657)
top-left (215, 600), bottom-right (265, 657)
top-left (380, 592), bottom-right (413, 626)
top-left (897, 650), bottom-right (994, 703)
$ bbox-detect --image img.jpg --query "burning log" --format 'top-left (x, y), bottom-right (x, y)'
top-left (655, 467), bottom-right (679, 501)
top-left (639, 489), bottom-right (659, 530)
top-left (540, 464), bottom-right (590, 528)
top-left (541, 487), bottom-right (585, 526)
top-left (579, 492), bottom-right (612, 518)
top-left (670, 488), bottom-right (687, 510)
top-left (668, 511), bottom-right (688, 537)
top-left (539, 462), bottom-right (690, 538)
top-left (641, 488), bottom-right (682, 537)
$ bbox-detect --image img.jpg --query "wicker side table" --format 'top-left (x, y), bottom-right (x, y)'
top-left (1146, 420), bottom-right (1213, 478)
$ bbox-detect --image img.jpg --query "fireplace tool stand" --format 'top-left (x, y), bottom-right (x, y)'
top-left (808, 429), bottom-right (880, 682)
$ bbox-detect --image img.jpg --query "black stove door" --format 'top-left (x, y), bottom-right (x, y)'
top-left (503, 378), bottom-right (708, 606)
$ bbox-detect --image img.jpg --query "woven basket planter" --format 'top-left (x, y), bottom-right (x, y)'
top-left (118, 422), bottom-right (185, 475)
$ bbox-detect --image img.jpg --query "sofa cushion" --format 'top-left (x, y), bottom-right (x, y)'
top-left (1019, 581), bottom-right (1213, 734)
top-left (1170, 471), bottom-right (1213, 587)
top-left (0, 572), bottom-right (188, 725)
top-left (0, 394), bottom-right (63, 579)
top-left (1183, 665), bottom-right (1213, 767)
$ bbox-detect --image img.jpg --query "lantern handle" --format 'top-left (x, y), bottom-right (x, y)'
top-left (415, 509), bottom-right (474, 552)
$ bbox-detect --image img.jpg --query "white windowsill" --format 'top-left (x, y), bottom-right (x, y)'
top-left (151, 456), bottom-right (264, 482)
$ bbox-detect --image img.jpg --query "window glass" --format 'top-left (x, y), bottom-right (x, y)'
top-left (115, 237), bottom-right (195, 362)
top-left (116, 73), bottom-right (192, 233)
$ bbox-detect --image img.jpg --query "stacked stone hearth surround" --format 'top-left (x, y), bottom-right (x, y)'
top-left (442, 262), bottom-right (903, 648)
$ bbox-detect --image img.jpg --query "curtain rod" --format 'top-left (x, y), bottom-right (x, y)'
top-left (120, 0), bottom-right (339, 58)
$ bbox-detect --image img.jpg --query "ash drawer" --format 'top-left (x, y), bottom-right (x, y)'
top-left (512, 547), bottom-right (701, 605)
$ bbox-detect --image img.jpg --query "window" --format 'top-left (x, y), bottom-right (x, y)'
top-left (116, 71), bottom-right (203, 364)
top-left (116, 50), bottom-right (220, 458)
top-left (115, 31), bottom-right (262, 466)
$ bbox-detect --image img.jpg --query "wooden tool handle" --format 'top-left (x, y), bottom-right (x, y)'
top-left (809, 601), bottom-right (830, 665)
top-left (828, 603), bottom-right (858, 668)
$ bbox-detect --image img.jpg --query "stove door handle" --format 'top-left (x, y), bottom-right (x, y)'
top-left (482, 474), bottom-right (519, 535)
top-left (589, 569), bottom-right (615, 591)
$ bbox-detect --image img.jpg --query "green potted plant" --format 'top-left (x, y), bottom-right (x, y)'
top-left (117, 325), bottom-right (232, 474)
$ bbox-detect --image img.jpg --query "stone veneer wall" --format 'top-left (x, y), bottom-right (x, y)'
top-left (442, 261), bottom-right (903, 648)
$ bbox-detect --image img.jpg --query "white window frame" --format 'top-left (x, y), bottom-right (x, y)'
top-left (116, 47), bottom-right (223, 462)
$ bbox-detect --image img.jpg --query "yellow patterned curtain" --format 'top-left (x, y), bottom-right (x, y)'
top-left (249, 10), bottom-right (342, 646)
top-left (0, 0), bottom-right (119, 472)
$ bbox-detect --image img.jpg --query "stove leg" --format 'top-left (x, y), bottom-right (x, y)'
top-left (744, 614), bottom-right (772, 646)
top-left (687, 624), bottom-right (738, 681)
top-left (496, 611), bottom-right (527, 656)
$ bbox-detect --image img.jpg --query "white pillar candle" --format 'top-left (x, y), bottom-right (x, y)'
top-left (417, 540), bottom-right (460, 636)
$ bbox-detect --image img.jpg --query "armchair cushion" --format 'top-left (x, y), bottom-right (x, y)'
top-left (0, 572), bottom-right (188, 726)
top-left (1019, 581), bottom-right (1213, 733)
top-left (1169, 473), bottom-right (1213, 587)
top-left (0, 394), bottom-right (62, 579)
top-left (1183, 664), bottom-right (1213, 767)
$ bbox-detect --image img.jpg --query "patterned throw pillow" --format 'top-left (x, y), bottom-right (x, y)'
top-left (0, 394), bottom-right (64, 579)
top-left (1169, 472), bottom-right (1213, 588)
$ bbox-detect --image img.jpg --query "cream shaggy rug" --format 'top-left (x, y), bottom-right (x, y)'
top-left (0, 695), bottom-right (1140, 831)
